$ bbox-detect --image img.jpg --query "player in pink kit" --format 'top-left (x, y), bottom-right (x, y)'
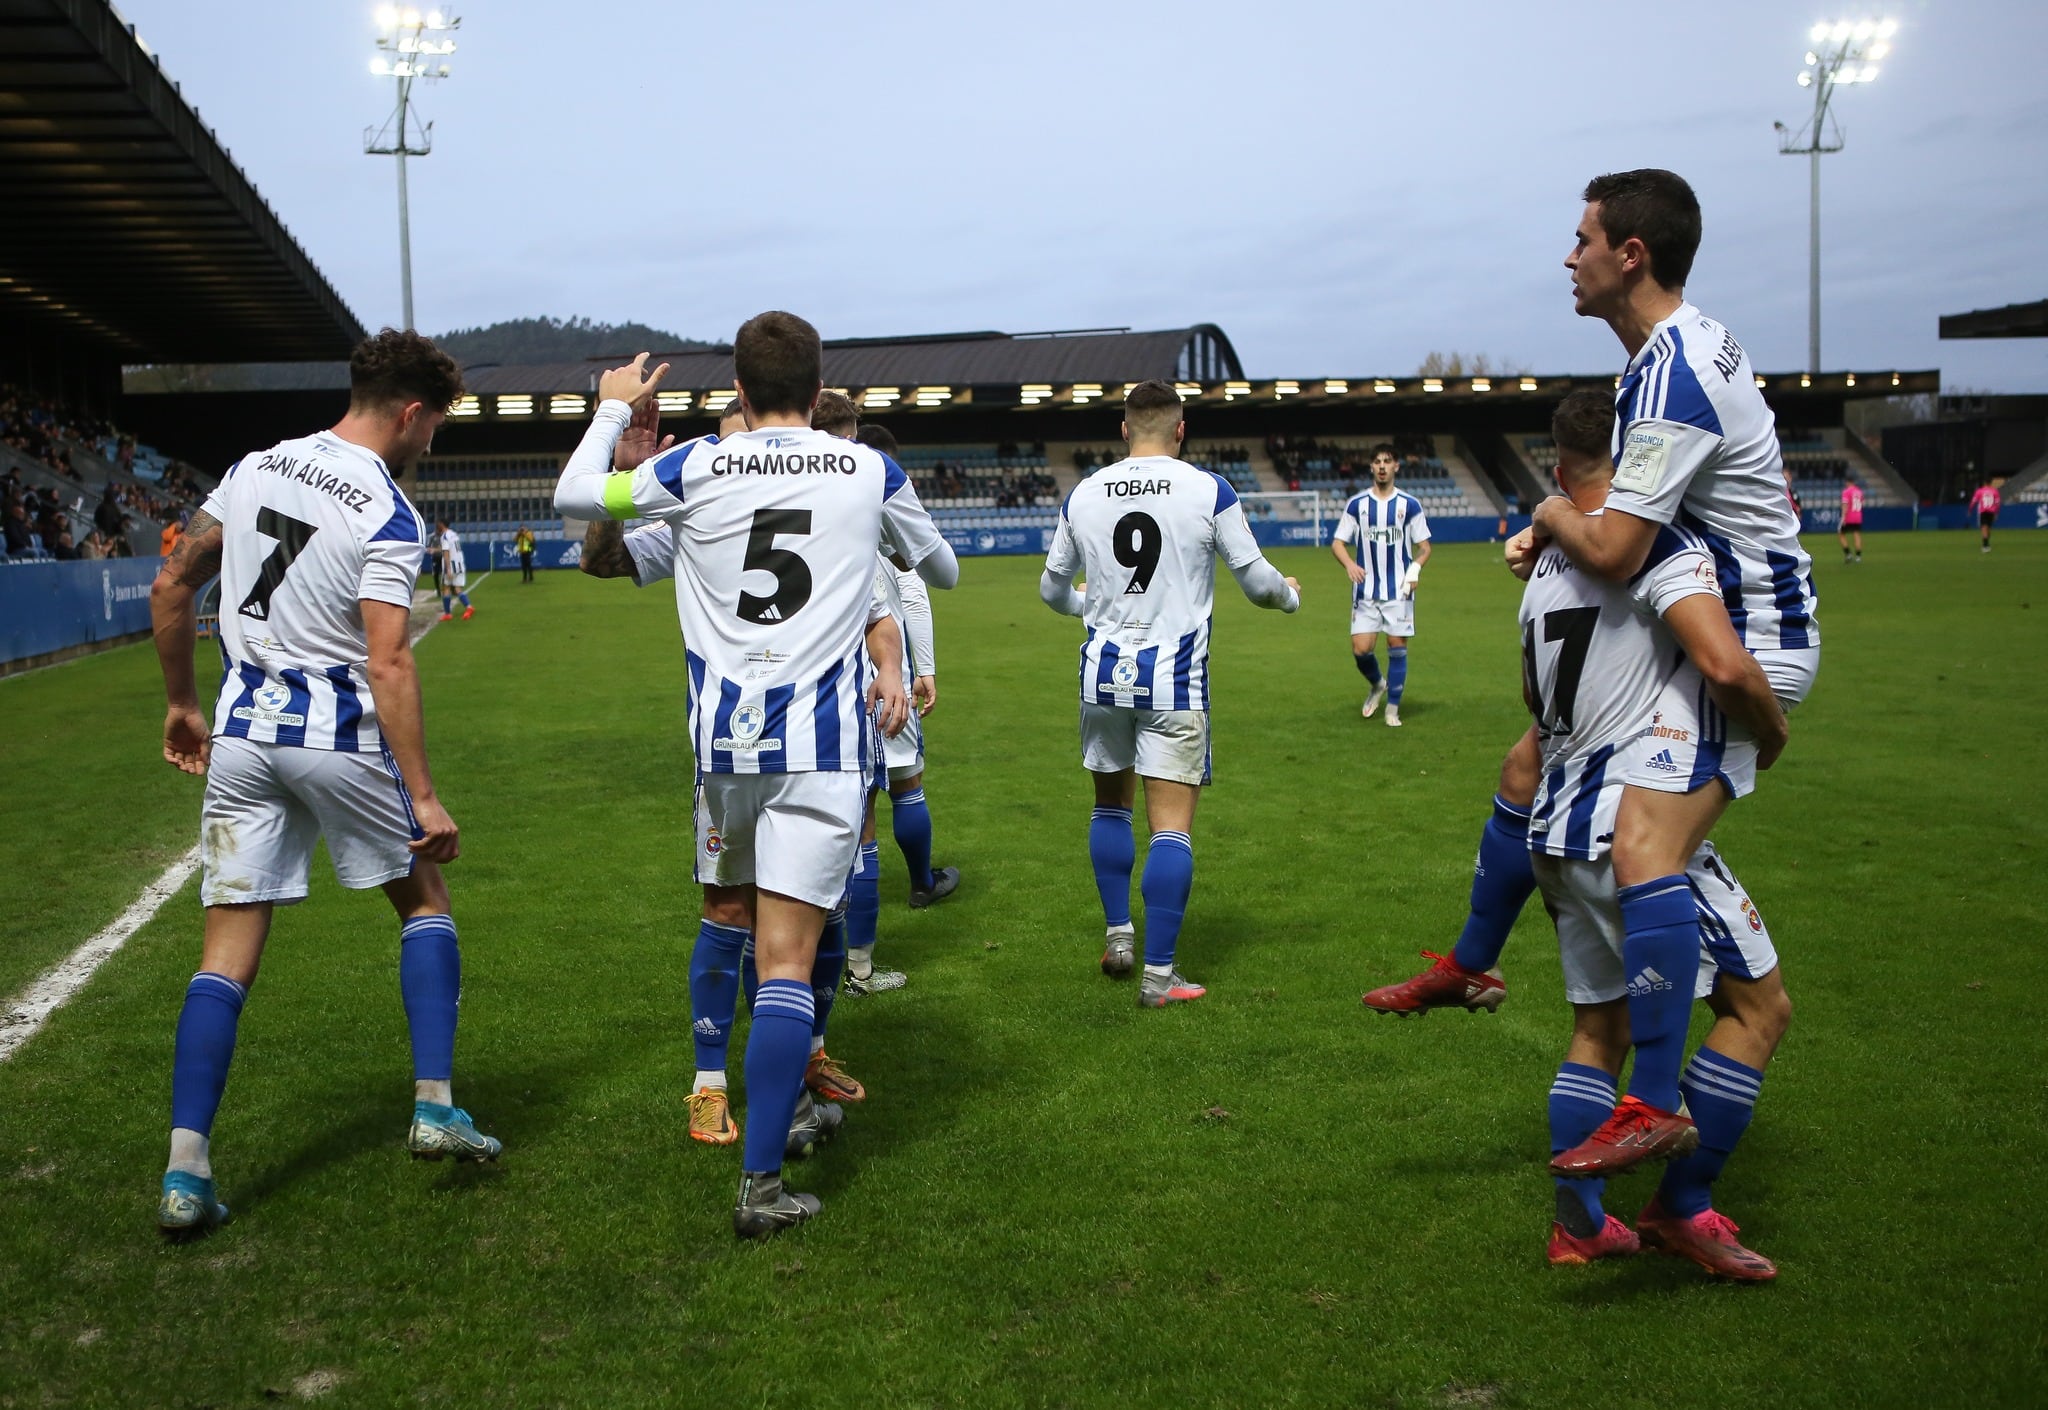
top-left (1838, 480), bottom-right (1863, 563)
top-left (1970, 479), bottom-right (2001, 553)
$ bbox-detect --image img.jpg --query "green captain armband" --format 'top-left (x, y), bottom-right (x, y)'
top-left (602, 472), bottom-right (638, 521)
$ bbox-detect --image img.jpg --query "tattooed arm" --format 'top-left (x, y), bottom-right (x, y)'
top-left (150, 509), bottom-right (224, 775)
top-left (580, 518), bottom-right (639, 580)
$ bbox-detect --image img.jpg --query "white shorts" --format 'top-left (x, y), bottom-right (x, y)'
top-left (444, 564), bottom-right (467, 590)
top-left (1079, 704), bottom-right (1211, 786)
top-left (694, 771), bottom-right (866, 908)
top-left (199, 735), bottom-right (419, 906)
top-left (1349, 596), bottom-right (1415, 637)
top-left (1531, 840), bottom-right (1779, 1005)
top-left (1625, 647), bottom-right (1816, 800)
top-left (882, 710), bottom-right (924, 782)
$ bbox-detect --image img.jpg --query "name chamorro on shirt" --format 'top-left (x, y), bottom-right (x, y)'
top-left (708, 445), bottom-right (859, 477)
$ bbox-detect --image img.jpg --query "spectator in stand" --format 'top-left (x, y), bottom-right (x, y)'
top-left (161, 508), bottom-right (190, 559)
top-left (5, 499), bottom-right (35, 556)
top-left (53, 529), bottom-right (80, 560)
top-left (80, 526), bottom-right (112, 559)
top-left (94, 484), bottom-right (126, 543)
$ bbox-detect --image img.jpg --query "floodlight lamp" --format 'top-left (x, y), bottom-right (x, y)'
top-left (426, 9), bottom-right (445, 25)
top-left (1809, 22), bottom-right (1829, 42)
top-left (403, 8), bottom-right (423, 25)
top-left (1853, 19), bottom-right (1874, 39)
top-left (376, 5), bottom-right (400, 28)
top-left (1861, 65), bottom-right (1879, 81)
top-left (1805, 50), bottom-right (1819, 64)
top-left (1868, 41), bottom-right (1889, 59)
top-left (1797, 70), bottom-right (1813, 85)
top-left (1877, 18), bottom-right (1897, 38)
top-left (436, 64), bottom-right (450, 76)
top-left (1831, 20), bottom-right (1852, 40)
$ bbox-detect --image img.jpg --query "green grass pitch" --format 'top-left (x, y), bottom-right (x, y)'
top-left (1, 532), bottom-right (2043, 1406)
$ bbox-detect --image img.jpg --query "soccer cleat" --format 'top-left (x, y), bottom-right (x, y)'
top-left (158, 1171), bottom-right (230, 1236)
top-left (1550, 1096), bottom-right (1698, 1177)
top-left (842, 967), bottom-right (907, 997)
top-left (1385, 705), bottom-right (1403, 728)
top-left (1360, 951), bottom-right (1507, 1016)
top-left (784, 1089), bottom-right (845, 1160)
top-left (1138, 969), bottom-right (1206, 1007)
top-left (436, 612), bottom-right (453, 622)
top-left (1548, 1215), bottom-right (1642, 1266)
top-left (1635, 1196), bottom-right (1777, 1281)
top-left (461, 605), bottom-right (475, 620)
top-left (686, 1085), bottom-right (738, 1146)
top-left (1361, 682), bottom-right (1388, 718)
top-left (908, 866), bottom-right (961, 909)
top-left (733, 1170), bottom-right (821, 1239)
top-left (805, 1049), bottom-right (866, 1103)
top-left (1101, 935), bottom-right (1135, 979)
top-left (406, 1102), bottom-right (503, 1162)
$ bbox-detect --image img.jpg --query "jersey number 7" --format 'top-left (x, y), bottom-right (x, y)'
top-left (238, 507), bottom-right (320, 621)
top-left (1521, 606), bottom-right (1598, 735)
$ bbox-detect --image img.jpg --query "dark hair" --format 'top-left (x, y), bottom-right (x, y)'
top-left (1123, 379), bottom-right (1184, 436)
top-left (1551, 389), bottom-right (1615, 459)
top-left (349, 328), bottom-right (464, 412)
top-left (811, 389), bottom-right (859, 437)
top-left (733, 311), bottom-right (821, 417)
top-left (1370, 443), bottom-right (1398, 462)
top-left (718, 401), bottom-right (750, 433)
top-left (1582, 169), bottom-right (1701, 290)
top-left (856, 423), bottom-right (899, 457)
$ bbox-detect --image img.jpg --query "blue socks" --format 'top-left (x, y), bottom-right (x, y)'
top-left (1089, 806), bottom-right (1135, 928)
top-left (1139, 830), bottom-right (1195, 967)
top-left (1450, 795), bottom-right (1536, 972)
top-left (1387, 647), bottom-right (1408, 706)
top-left (1616, 877), bottom-right (1700, 1111)
top-left (398, 914), bottom-right (460, 1082)
top-left (1549, 1062), bottom-right (1617, 1231)
top-left (743, 979), bottom-right (815, 1173)
top-left (1354, 650), bottom-right (1382, 686)
top-left (689, 920), bottom-right (748, 1072)
top-left (459, 591), bottom-right (471, 607)
top-left (811, 906), bottom-right (847, 1041)
top-left (890, 787), bottom-right (935, 893)
top-left (1658, 1048), bottom-right (1764, 1217)
top-left (741, 936), bottom-right (759, 1011)
top-left (170, 972), bottom-right (247, 1136)
top-left (847, 842), bottom-right (881, 958)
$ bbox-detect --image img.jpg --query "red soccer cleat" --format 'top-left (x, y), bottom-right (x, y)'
top-left (437, 612), bottom-right (453, 622)
top-left (1548, 1215), bottom-right (1642, 1266)
top-left (461, 606), bottom-right (475, 620)
top-left (1550, 1095), bottom-right (1698, 1177)
top-left (1635, 1196), bottom-right (1777, 1281)
top-left (1360, 951), bottom-right (1506, 1015)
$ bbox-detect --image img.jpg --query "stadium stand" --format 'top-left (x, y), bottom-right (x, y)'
top-left (2, 385), bottom-right (217, 560)
top-left (1266, 434), bottom-right (1486, 516)
top-left (1521, 427), bottom-right (1906, 510)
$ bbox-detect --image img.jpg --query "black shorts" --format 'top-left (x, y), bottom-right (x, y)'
top-left (1980, 512), bottom-right (1998, 528)
top-left (1840, 519), bottom-right (1862, 532)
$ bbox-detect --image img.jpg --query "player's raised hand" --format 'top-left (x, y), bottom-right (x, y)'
top-left (1504, 526), bottom-right (1540, 581)
top-left (162, 703), bottom-right (211, 775)
top-left (868, 672), bottom-right (911, 739)
top-left (597, 353), bottom-right (670, 410)
top-left (407, 795), bottom-right (461, 863)
top-left (614, 395), bottom-right (676, 470)
top-left (912, 675), bottom-right (937, 716)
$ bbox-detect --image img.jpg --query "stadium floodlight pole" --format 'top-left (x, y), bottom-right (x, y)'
top-left (364, 6), bottom-right (460, 332)
top-left (1777, 18), bottom-right (1896, 374)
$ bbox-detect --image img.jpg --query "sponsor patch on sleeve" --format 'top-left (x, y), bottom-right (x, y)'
top-left (1614, 430), bottom-right (1670, 494)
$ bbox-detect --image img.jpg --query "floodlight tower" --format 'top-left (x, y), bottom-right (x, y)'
top-left (365, 6), bottom-right (460, 332)
top-left (1777, 17), bottom-right (1896, 374)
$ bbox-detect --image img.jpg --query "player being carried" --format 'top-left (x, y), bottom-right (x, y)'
top-left (555, 313), bottom-right (956, 1238)
top-left (1330, 443), bottom-right (1431, 726)
top-left (147, 329), bottom-right (495, 1236)
top-left (1040, 380), bottom-right (1300, 1006)
top-left (1518, 390), bottom-right (1793, 1279)
top-left (1513, 168), bottom-right (1819, 1175)
top-left (433, 518), bottom-right (474, 621)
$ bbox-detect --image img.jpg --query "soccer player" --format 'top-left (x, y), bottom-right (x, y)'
top-left (1521, 169), bottom-right (1818, 1174)
top-left (147, 329), bottom-right (495, 1236)
top-left (1330, 444), bottom-right (1430, 727)
top-left (1040, 380), bottom-right (1300, 1005)
top-left (1838, 479), bottom-right (1863, 563)
top-left (580, 399), bottom-right (881, 1143)
top-left (1970, 477), bottom-right (2001, 552)
top-left (1521, 389), bottom-right (1792, 1279)
top-left (433, 518), bottom-right (473, 621)
top-left (554, 312), bottom-right (956, 1238)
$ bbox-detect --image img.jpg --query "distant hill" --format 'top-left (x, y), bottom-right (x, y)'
top-left (432, 316), bottom-right (716, 366)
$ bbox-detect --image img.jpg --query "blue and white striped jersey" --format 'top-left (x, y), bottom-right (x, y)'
top-left (201, 430), bottom-right (428, 752)
top-left (1044, 456), bottom-right (1265, 711)
top-left (557, 406), bottom-right (950, 775)
top-left (1333, 490), bottom-right (1430, 603)
top-left (1607, 303), bottom-right (1818, 656)
top-left (1520, 517), bottom-right (1721, 860)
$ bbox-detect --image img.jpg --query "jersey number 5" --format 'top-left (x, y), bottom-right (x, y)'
top-left (738, 509), bottom-right (812, 625)
top-left (237, 507), bottom-right (319, 621)
top-left (1114, 511), bottom-right (1161, 595)
top-left (1521, 605), bottom-right (1598, 734)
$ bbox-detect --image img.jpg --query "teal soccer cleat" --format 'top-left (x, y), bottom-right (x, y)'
top-left (158, 1171), bottom-right (230, 1236)
top-left (407, 1102), bottom-right (503, 1162)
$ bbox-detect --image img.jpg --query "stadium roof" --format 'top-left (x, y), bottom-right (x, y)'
top-left (0, 0), bottom-right (365, 361)
top-left (1938, 300), bottom-right (2048, 340)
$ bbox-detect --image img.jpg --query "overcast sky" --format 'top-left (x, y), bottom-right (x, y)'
top-left (113, 0), bottom-right (2048, 389)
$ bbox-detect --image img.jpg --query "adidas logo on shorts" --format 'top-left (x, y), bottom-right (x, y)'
top-left (1644, 748), bottom-right (1680, 773)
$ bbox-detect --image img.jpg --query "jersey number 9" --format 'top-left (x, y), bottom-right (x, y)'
top-left (1113, 511), bottom-right (1162, 595)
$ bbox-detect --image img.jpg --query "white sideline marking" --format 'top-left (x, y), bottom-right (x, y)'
top-left (0, 567), bottom-right (490, 1061)
top-left (0, 845), bottom-right (202, 1063)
